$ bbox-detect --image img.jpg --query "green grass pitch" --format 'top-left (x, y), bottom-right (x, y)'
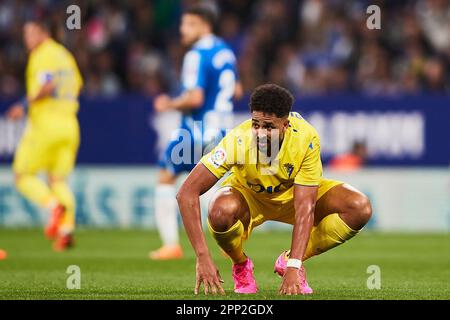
top-left (0, 229), bottom-right (449, 300)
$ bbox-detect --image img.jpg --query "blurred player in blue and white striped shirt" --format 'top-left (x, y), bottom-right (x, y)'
top-left (150, 4), bottom-right (242, 260)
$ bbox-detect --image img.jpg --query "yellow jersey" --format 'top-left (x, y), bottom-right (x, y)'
top-left (26, 38), bottom-right (83, 123)
top-left (200, 112), bottom-right (323, 205)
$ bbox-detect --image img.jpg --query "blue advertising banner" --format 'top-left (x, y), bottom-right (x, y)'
top-left (0, 95), bottom-right (449, 166)
top-left (292, 95), bottom-right (450, 166)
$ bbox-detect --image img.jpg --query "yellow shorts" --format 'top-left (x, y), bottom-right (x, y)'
top-left (13, 120), bottom-right (80, 177)
top-left (223, 178), bottom-right (343, 238)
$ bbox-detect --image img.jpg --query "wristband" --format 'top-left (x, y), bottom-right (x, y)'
top-left (286, 258), bottom-right (302, 269)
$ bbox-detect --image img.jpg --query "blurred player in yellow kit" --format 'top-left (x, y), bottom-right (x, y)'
top-left (6, 19), bottom-right (83, 251)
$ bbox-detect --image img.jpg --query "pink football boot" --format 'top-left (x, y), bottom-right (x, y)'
top-left (232, 257), bottom-right (258, 294)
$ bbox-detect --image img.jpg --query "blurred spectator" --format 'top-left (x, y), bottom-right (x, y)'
top-left (422, 57), bottom-right (448, 92)
top-left (0, 0), bottom-right (449, 97)
top-left (329, 141), bottom-right (368, 172)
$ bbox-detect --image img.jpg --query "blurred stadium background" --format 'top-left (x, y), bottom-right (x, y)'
top-left (0, 0), bottom-right (449, 299)
top-left (1, 0), bottom-right (449, 231)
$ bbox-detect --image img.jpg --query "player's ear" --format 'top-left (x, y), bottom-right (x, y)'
top-left (283, 118), bottom-right (289, 131)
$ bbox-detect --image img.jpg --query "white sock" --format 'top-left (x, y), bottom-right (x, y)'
top-left (154, 184), bottom-right (179, 247)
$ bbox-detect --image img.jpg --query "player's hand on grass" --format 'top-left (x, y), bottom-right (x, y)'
top-left (153, 94), bottom-right (171, 112)
top-left (279, 268), bottom-right (302, 295)
top-left (195, 255), bottom-right (225, 295)
top-left (6, 103), bottom-right (25, 120)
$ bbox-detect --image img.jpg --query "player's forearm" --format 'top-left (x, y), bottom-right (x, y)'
top-left (170, 90), bottom-right (203, 111)
top-left (176, 191), bottom-right (211, 258)
top-left (289, 202), bottom-right (315, 261)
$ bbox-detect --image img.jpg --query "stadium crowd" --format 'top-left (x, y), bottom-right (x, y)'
top-left (0, 0), bottom-right (449, 97)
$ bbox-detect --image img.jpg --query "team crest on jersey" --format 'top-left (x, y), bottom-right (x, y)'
top-left (283, 163), bottom-right (294, 178)
top-left (209, 148), bottom-right (227, 168)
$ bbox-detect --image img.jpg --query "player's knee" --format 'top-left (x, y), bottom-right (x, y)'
top-left (208, 198), bottom-right (240, 232)
top-left (349, 194), bottom-right (372, 225)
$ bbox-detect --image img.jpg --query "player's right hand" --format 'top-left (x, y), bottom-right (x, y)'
top-left (6, 103), bottom-right (25, 120)
top-left (278, 267), bottom-right (302, 295)
top-left (195, 255), bottom-right (225, 295)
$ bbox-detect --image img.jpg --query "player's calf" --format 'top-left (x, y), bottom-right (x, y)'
top-left (207, 188), bottom-right (258, 293)
top-left (315, 183), bottom-right (372, 231)
top-left (207, 187), bottom-right (250, 264)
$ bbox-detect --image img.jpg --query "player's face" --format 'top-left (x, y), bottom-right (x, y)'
top-left (180, 14), bottom-right (208, 46)
top-left (23, 23), bottom-right (44, 51)
top-left (251, 111), bottom-right (289, 155)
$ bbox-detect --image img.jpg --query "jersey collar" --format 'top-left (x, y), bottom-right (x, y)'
top-left (193, 34), bottom-right (216, 49)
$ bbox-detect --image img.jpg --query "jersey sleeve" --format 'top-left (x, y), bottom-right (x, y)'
top-left (294, 134), bottom-right (323, 186)
top-left (181, 50), bottom-right (206, 90)
top-left (200, 131), bottom-right (236, 179)
top-left (26, 53), bottom-right (53, 98)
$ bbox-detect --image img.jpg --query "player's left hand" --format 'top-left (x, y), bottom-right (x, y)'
top-left (153, 94), bottom-right (172, 112)
top-left (278, 268), bottom-right (302, 295)
top-left (6, 103), bottom-right (25, 120)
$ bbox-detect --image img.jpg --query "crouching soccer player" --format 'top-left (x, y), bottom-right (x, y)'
top-left (176, 84), bottom-right (372, 295)
top-left (6, 19), bottom-right (83, 251)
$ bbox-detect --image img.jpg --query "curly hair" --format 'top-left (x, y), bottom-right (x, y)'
top-left (249, 84), bottom-right (294, 118)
